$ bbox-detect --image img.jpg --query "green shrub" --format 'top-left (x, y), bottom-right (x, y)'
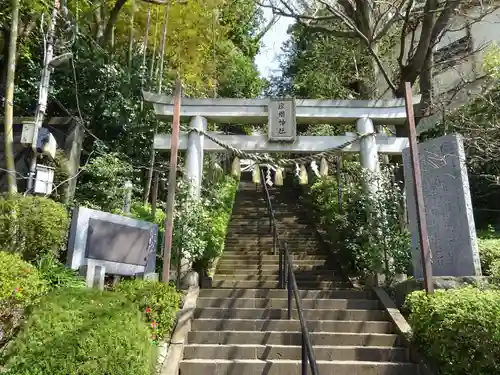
top-left (477, 227), bottom-right (500, 276)
top-left (36, 254), bottom-right (86, 290)
top-left (113, 279), bottom-right (181, 342)
top-left (74, 152), bottom-right (138, 213)
top-left (406, 287), bottom-right (500, 375)
top-left (0, 194), bottom-right (69, 263)
top-left (1, 288), bottom-right (156, 375)
top-left (173, 178), bottom-right (210, 263)
top-left (0, 251), bottom-right (48, 346)
top-left (0, 251), bottom-right (49, 309)
top-left (202, 175), bottom-right (238, 268)
top-left (305, 162), bottom-right (411, 280)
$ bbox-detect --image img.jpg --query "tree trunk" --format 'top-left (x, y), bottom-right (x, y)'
top-left (0, 29), bottom-right (11, 109)
top-left (128, 0), bottom-right (136, 80)
top-left (3, 0), bottom-right (20, 194)
top-left (143, 122), bottom-right (158, 204)
top-left (143, 6), bottom-right (169, 204)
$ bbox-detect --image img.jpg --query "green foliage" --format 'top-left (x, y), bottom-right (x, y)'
top-left (477, 227), bottom-right (500, 277)
top-left (201, 175), bottom-right (238, 268)
top-left (0, 251), bottom-right (48, 311)
top-left (113, 279), bottom-right (181, 342)
top-left (406, 287), bottom-right (500, 375)
top-left (306, 162), bottom-right (411, 280)
top-left (0, 251), bottom-right (48, 346)
top-left (173, 178), bottom-right (210, 263)
top-left (271, 21), bottom-right (370, 100)
top-left (130, 201), bottom-right (166, 258)
top-left (36, 255), bottom-right (86, 290)
top-left (2, 0), bottom-right (265, 206)
top-left (129, 173), bottom-right (238, 273)
top-left (0, 194), bottom-right (69, 263)
top-left (1, 288), bottom-right (156, 375)
top-left (75, 152), bottom-right (137, 213)
top-left (484, 43), bottom-right (500, 79)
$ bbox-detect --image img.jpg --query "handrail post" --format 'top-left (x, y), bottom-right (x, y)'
top-left (273, 225), bottom-right (276, 255)
top-left (301, 333), bottom-right (308, 375)
top-left (283, 246), bottom-right (288, 290)
top-left (278, 241), bottom-right (284, 289)
top-left (287, 263), bottom-right (292, 320)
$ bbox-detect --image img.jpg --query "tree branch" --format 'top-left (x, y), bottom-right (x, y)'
top-left (255, 13), bottom-right (280, 42)
top-left (398, 0), bottom-right (414, 68)
top-left (255, 1), bottom-right (357, 37)
top-left (102, 0), bottom-right (128, 46)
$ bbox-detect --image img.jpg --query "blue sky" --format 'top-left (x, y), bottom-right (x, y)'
top-left (255, 8), bottom-right (294, 78)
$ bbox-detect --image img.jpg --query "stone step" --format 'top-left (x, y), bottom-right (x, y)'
top-left (215, 260), bottom-right (328, 269)
top-left (223, 245), bottom-right (321, 251)
top-left (183, 344), bottom-right (408, 362)
top-left (214, 268), bottom-right (335, 275)
top-left (229, 213), bottom-right (305, 218)
top-left (219, 255), bottom-right (327, 261)
top-left (216, 261), bottom-right (328, 268)
top-left (211, 280), bottom-right (349, 289)
top-left (233, 204), bottom-right (293, 208)
top-left (187, 331), bottom-right (402, 346)
top-left (196, 298), bottom-right (380, 310)
top-left (194, 308), bottom-right (389, 321)
top-left (191, 319), bottom-right (392, 333)
top-left (212, 274), bottom-right (339, 282)
top-left (180, 359), bottom-right (417, 375)
top-left (222, 247), bottom-right (321, 252)
top-left (224, 238), bottom-right (319, 244)
top-left (225, 229), bottom-right (314, 235)
top-left (198, 289), bottom-right (371, 300)
top-left (221, 249), bottom-right (326, 255)
top-left (229, 216), bottom-right (306, 221)
top-left (222, 246), bottom-right (322, 252)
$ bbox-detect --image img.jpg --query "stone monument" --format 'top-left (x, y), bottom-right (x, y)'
top-left (402, 134), bottom-right (482, 278)
top-left (67, 206), bottom-right (158, 288)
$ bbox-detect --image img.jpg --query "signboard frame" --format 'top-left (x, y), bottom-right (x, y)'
top-left (268, 97), bottom-right (296, 142)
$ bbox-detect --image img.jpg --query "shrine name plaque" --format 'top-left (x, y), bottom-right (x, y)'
top-left (268, 97), bottom-right (296, 142)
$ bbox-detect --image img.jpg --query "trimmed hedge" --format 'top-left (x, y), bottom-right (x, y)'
top-left (406, 287), bottom-right (500, 375)
top-left (0, 194), bottom-right (69, 263)
top-left (1, 288), bottom-right (156, 375)
top-left (0, 251), bottom-right (49, 346)
top-left (113, 279), bottom-right (181, 342)
top-left (477, 228), bottom-right (500, 276)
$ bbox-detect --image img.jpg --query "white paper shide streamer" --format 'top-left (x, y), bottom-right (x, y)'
top-left (310, 160), bottom-right (320, 178)
top-left (265, 168), bottom-right (273, 186)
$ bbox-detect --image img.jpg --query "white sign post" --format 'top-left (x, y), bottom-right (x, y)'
top-left (268, 98), bottom-right (296, 142)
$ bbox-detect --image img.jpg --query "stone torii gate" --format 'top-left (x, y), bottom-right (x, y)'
top-left (143, 92), bottom-right (419, 199)
top-left (143, 91), bottom-right (483, 284)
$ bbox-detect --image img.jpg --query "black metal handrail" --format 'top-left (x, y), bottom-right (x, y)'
top-left (259, 169), bottom-right (319, 375)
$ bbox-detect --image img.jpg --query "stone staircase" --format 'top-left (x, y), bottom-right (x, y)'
top-left (180, 177), bottom-right (420, 375)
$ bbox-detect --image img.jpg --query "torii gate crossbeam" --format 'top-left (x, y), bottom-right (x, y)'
top-left (143, 91), bottom-right (419, 199)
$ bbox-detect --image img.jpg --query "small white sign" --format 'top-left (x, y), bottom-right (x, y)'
top-left (34, 164), bottom-right (55, 195)
top-left (268, 98), bottom-right (296, 142)
top-left (20, 122), bottom-right (35, 146)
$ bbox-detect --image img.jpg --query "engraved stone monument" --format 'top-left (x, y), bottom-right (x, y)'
top-left (402, 134), bottom-right (482, 278)
top-left (67, 206), bottom-right (158, 288)
top-left (268, 97), bottom-right (296, 142)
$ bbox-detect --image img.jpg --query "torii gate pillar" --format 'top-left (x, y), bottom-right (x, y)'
top-left (356, 117), bottom-right (380, 194)
top-left (186, 115), bottom-right (206, 199)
